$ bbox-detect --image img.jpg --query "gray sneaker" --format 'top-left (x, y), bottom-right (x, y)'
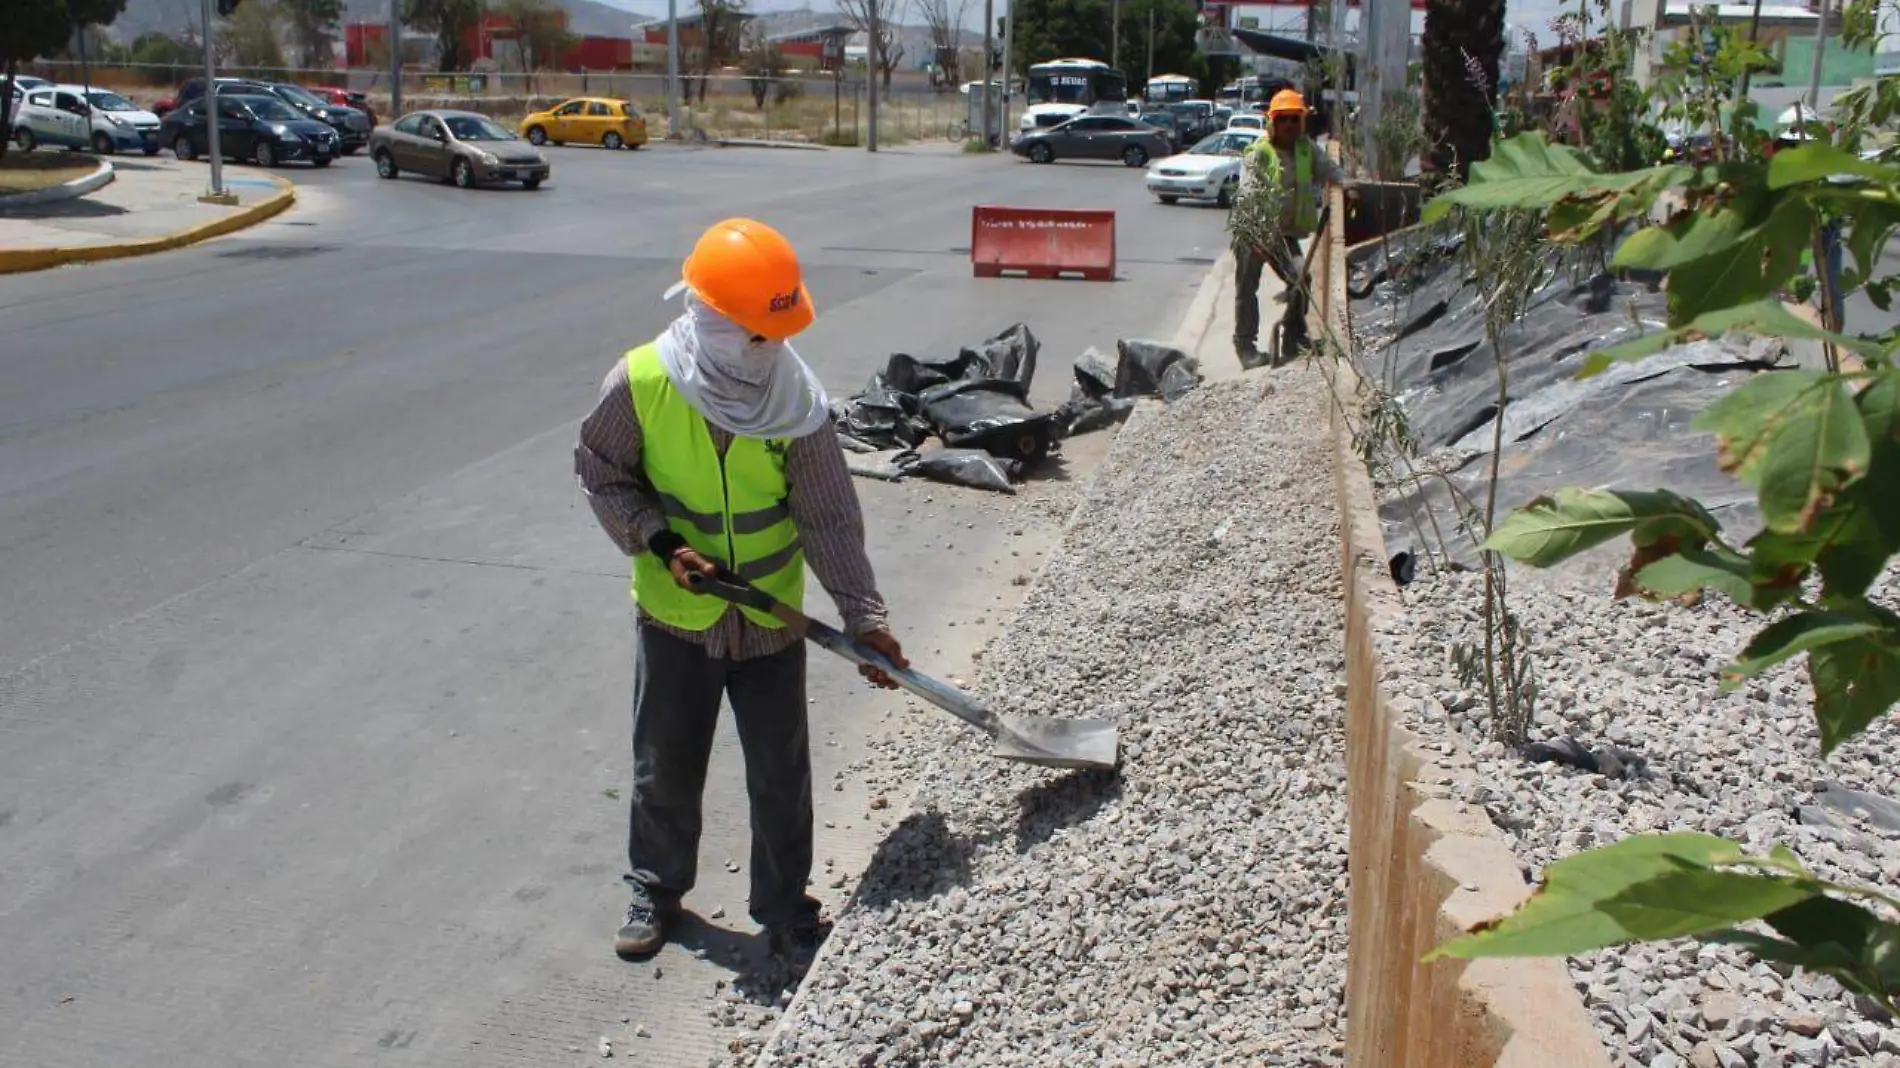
top-left (614, 884), bottom-right (678, 960)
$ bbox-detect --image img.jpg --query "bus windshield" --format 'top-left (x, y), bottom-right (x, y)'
top-left (1143, 77), bottom-right (1194, 105)
top-left (1026, 63), bottom-right (1127, 107)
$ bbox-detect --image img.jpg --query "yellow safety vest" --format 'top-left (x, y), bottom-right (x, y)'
top-left (626, 343), bottom-right (804, 630)
top-left (1255, 136), bottom-right (1319, 235)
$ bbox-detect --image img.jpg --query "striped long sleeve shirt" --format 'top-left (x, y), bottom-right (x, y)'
top-left (574, 357), bottom-right (890, 660)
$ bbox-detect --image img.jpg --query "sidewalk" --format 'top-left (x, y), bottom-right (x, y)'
top-left (0, 155), bottom-right (292, 272)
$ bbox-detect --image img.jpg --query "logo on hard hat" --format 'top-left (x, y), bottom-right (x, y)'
top-left (768, 289), bottom-right (801, 313)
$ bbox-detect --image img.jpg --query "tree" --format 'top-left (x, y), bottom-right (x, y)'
top-left (689, 0), bottom-right (747, 103)
top-left (836, 0), bottom-right (908, 93)
top-left (218, 0), bottom-right (285, 68)
top-left (741, 23), bottom-right (781, 108)
top-left (1419, 0), bottom-right (1505, 178)
top-left (128, 30), bottom-right (202, 67)
top-left (1, 0), bottom-right (128, 161)
top-left (403, 0), bottom-right (480, 71)
top-left (919, 0), bottom-right (970, 87)
top-left (496, 0), bottom-right (572, 92)
top-left (279, 0), bottom-right (343, 70)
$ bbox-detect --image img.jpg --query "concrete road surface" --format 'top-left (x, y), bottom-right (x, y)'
top-left (0, 145), bottom-right (1229, 1068)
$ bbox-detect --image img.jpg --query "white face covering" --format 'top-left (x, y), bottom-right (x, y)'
top-left (654, 292), bottom-right (830, 439)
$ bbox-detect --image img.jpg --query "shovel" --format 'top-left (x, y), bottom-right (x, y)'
top-left (684, 570), bottom-right (1119, 771)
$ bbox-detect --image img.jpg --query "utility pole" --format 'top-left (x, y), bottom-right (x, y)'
top-left (1001, 0), bottom-right (1013, 137)
top-left (1147, 7), bottom-right (1155, 81)
top-left (982, 0), bottom-right (994, 145)
top-left (1804, 0), bottom-right (1833, 124)
top-left (1112, 0), bottom-right (1121, 70)
top-left (666, 0), bottom-right (680, 136)
top-left (389, 0), bottom-right (403, 117)
top-left (868, 0), bottom-right (881, 151)
top-left (198, 0), bottom-right (226, 200)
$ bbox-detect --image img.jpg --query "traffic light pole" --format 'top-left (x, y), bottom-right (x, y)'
top-left (390, 0), bottom-right (403, 117)
top-left (198, 0), bottom-right (226, 199)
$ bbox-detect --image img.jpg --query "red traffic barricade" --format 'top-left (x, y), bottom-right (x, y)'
top-left (970, 206), bottom-right (1116, 282)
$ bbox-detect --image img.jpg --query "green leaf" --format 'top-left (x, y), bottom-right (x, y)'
top-left (1421, 133), bottom-right (1690, 232)
top-left (1632, 547), bottom-right (1756, 605)
top-left (1712, 895), bottom-right (1900, 1000)
top-left (1858, 374), bottom-right (1900, 442)
top-left (1809, 629), bottom-right (1900, 753)
top-left (1723, 612), bottom-right (1884, 686)
top-left (1696, 371), bottom-right (1834, 480)
top-left (1581, 301), bottom-right (1884, 378)
top-left (1483, 488), bottom-right (1721, 567)
top-left (1427, 833), bottom-right (1802, 960)
top-left (1766, 142), bottom-right (1896, 188)
top-left (1612, 226), bottom-right (1679, 270)
top-left (1756, 377), bottom-right (1872, 532)
top-left (1665, 195), bottom-right (1815, 324)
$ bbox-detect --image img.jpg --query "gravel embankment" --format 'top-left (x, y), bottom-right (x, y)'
top-left (718, 369), bottom-right (1354, 1066)
top-left (1375, 565), bottom-right (1900, 1068)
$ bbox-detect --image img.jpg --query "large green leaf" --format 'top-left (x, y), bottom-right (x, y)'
top-left (1858, 374), bottom-right (1900, 443)
top-left (1632, 546), bottom-right (1756, 605)
top-left (1723, 611), bottom-right (1884, 685)
top-left (1753, 375), bottom-right (1872, 532)
top-left (1808, 629), bottom-right (1900, 753)
top-left (1581, 300), bottom-right (1885, 378)
top-left (1766, 142), bottom-right (1896, 189)
top-left (1696, 370), bottom-right (1836, 481)
top-left (1420, 133), bottom-right (1690, 228)
top-left (1664, 195), bottom-right (1816, 324)
top-left (1483, 488), bottom-right (1721, 567)
top-left (1711, 893), bottom-right (1900, 1002)
top-left (1427, 834), bottom-right (1809, 960)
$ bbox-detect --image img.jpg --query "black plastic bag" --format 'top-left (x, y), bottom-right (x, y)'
top-left (1114, 340), bottom-right (1202, 401)
top-left (959, 324), bottom-right (1040, 391)
top-left (1072, 347), bottom-right (1119, 400)
top-left (838, 372), bottom-right (928, 449)
top-left (917, 379), bottom-right (1060, 463)
top-left (901, 448), bottom-right (1022, 494)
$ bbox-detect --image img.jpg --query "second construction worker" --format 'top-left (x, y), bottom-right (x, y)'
top-left (575, 218), bottom-right (907, 971)
top-left (1234, 89), bottom-right (1352, 368)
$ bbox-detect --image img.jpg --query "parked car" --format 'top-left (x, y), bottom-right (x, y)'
top-left (12, 85), bottom-right (162, 155)
top-left (1013, 115), bottom-right (1172, 167)
top-left (1227, 113), bottom-right (1265, 133)
top-left (518, 97), bottom-right (648, 150)
top-left (1146, 129), bottom-right (1262, 207)
top-left (370, 110), bottom-right (550, 189)
top-left (251, 82), bottom-right (372, 154)
top-left (6, 74), bottom-right (53, 113)
top-left (1167, 100), bottom-right (1218, 143)
top-left (1137, 111), bottom-right (1184, 151)
top-left (306, 86), bottom-right (377, 128)
top-left (160, 93), bottom-right (339, 167)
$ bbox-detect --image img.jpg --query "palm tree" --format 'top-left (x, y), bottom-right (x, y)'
top-left (1420, 0), bottom-right (1505, 179)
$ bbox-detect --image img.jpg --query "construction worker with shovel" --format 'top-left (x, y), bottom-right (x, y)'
top-left (1232, 89), bottom-right (1353, 369)
top-left (575, 218), bottom-right (907, 970)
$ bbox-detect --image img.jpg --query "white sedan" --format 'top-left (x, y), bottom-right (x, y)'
top-left (1145, 129), bottom-right (1261, 207)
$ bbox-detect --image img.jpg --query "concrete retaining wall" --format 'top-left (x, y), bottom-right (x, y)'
top-left (1313, 184), bottom-right (1615, 1068)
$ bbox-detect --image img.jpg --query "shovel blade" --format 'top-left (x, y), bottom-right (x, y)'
top-left (991, 715), bottom-right (1120, 770)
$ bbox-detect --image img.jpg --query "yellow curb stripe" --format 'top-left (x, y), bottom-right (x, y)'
top-left (0, 175), bottom-right (296, 275)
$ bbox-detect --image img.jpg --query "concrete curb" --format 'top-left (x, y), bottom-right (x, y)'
top-left (712, 138), bottom-right (827, 151)
top-left (0, 172), bottom-right (293, 275)
top-left (0, 157), bottom-right (115, 209)
top-left (1315, 186), bottom-right (1614, 1068)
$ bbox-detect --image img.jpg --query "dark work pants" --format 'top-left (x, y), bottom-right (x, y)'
top-left (1234, 236), bottom-right (1308, 356)
top-left (625, 623), bottom-right (815, 929)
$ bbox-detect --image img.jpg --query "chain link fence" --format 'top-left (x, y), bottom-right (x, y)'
top-left (17, 60), bottom-right (973, 145)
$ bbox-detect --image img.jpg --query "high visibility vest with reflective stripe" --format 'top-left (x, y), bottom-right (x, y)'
top-left (626, 344), bottom-right (803, 631)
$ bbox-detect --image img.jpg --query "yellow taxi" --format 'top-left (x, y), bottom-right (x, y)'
top-left (518, 98), bottom-right (648, 150)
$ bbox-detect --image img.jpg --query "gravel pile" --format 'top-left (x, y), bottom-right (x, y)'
top-left (1374, 565), bottom-right (1900, 1068)
top-left (721, 369), bottom-right (1354, 1066)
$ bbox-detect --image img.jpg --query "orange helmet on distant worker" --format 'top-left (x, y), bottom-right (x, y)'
top-left (675, 218), bottom-right (814, 341)
top-left (1267, 90), bottom-right (1309, 117)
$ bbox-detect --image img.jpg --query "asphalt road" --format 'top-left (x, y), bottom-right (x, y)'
top-left (0, 142), bottom-right (1229, 1068)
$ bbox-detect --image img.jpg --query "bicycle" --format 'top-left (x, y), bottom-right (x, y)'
top-left (946, 119), bottom-right (969, 142)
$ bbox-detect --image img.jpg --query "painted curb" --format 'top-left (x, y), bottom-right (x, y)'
top-left (0, 157), bottom-right (115, 209)
top-left (0, 172), bottom-right (294, 275)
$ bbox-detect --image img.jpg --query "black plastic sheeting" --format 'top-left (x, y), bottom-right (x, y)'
top-left (833, 325), bottom-right (1203, 492)
top-left (1349, 229), bottom-right (1792, 570)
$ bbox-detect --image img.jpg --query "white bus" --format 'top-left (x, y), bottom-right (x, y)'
top-left (1142, 73), bottom-right (1196, 107)
top-left (1019, 58), bottom-right (1129, 133)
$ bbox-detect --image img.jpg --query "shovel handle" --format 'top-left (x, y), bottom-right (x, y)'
top-left (683, 570), bottom-right (1005, 738)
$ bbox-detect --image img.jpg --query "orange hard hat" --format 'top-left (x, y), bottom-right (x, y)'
top-left (677, 218), bottom-right (814, 341)
top-left (1267, 90), bottom-right (1309, 117)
